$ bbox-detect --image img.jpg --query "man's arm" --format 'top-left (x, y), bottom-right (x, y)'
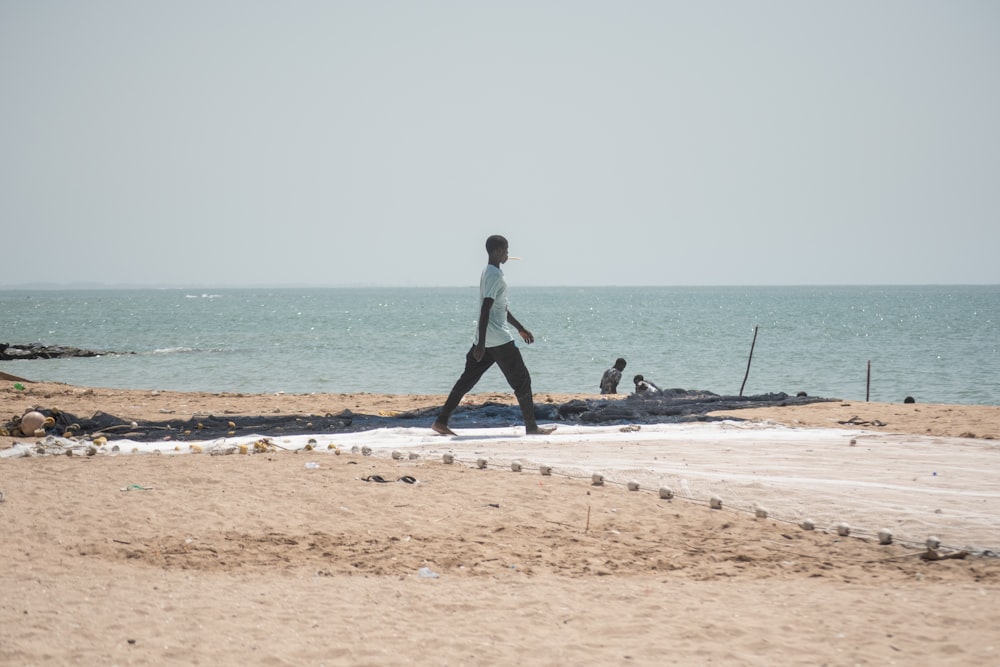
top-left (506, 310), bottom-right (534, 344)
top-left (473, 298), bottom-right (494, 361)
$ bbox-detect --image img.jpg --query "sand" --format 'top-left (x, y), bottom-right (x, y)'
top-left (2, 382), bottom-right (1000, 665)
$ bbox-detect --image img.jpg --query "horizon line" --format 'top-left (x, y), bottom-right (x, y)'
top-left (1, 282), bottom-right (998, 291)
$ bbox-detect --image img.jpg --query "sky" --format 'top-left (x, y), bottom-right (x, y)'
top-left (1, 1), bottom-right (998, 288)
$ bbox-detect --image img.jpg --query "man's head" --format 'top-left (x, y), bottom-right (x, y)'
top-left (485, 235), bottom-right (509, 265)
top-left (633, 374), bottom-right (644, 384)
top-left (614, 358), bottom-right (627, 371)
top-left (485, 235), bottom-right (508, 254)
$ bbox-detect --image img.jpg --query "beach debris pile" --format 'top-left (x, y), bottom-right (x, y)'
top-left (1, 432), bottom-right (295, 458)
top-left (837, 415), bottom-right (888, 428)
top-left (11, 410), bottom-right (51, 437)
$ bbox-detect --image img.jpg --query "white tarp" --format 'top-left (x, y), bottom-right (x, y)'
top-left (5, 420), bottom-right (999, 553)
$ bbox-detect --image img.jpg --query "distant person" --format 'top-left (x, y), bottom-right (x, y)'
top-left (633, 374), bottom-right (661, 394)
top-left (432, 235), bottom-right (556, 437)
top-left (600, 358), bottom-right (627, 394)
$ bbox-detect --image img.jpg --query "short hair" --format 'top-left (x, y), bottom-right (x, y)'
top-left (485, 235), bottom-right (508, 253)
top-left (615, 357), bottom-right (627, 368)
top-left (633, 374), bottom-right (644, 383)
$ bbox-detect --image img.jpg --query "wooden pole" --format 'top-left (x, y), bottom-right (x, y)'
top-left (739, 325), bottom-right (759, 397)
top-left (866, 360), bottom-right (871, 402)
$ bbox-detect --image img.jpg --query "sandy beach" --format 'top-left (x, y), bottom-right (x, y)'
top-left (2, 381), bottom-right (1000, 665)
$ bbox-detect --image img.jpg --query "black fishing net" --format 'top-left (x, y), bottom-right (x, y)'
top-left (4, 389), bottom-right (834, 443)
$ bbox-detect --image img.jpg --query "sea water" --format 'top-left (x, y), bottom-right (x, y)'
top-left (2, 286), bottom-right (997, 405)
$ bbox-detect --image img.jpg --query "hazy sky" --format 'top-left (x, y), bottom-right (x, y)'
top-left (2, 1), bottom-right (998, 287)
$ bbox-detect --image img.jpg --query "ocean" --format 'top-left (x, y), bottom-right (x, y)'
top-left (2, 286), bottom-right (997, 405)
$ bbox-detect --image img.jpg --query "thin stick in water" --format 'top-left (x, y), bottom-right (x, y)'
top-left (739, 325), bottom-right (759, 397)
top-left (866, 359), bottom-right (871, 402)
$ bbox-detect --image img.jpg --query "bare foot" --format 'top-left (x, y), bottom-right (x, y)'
top-left (526, 425), bottom-right (557, 436)
top-left (431, 422), bottom-right (457, 436)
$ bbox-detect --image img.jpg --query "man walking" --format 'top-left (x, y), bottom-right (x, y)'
top-left (432, 235), bottom-right (556, 436)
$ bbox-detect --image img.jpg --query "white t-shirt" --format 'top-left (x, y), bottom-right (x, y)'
top-left (477, 264), bottom-right (514, 348)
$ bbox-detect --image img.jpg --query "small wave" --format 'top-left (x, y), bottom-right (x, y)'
top-left (184, 294), bottom-right (224, 299)
top-left (146, 347), bottom-right (233, 356)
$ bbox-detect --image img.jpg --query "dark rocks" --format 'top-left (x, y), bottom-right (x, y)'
top-left (0, 343), bottom-right (130, 360)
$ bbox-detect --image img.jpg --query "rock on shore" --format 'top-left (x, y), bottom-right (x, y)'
top-left (0, 343), bottom-right (129, 360)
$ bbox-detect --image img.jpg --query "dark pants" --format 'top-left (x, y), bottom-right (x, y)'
top-left (437, 341), bottom-right (537, 429)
